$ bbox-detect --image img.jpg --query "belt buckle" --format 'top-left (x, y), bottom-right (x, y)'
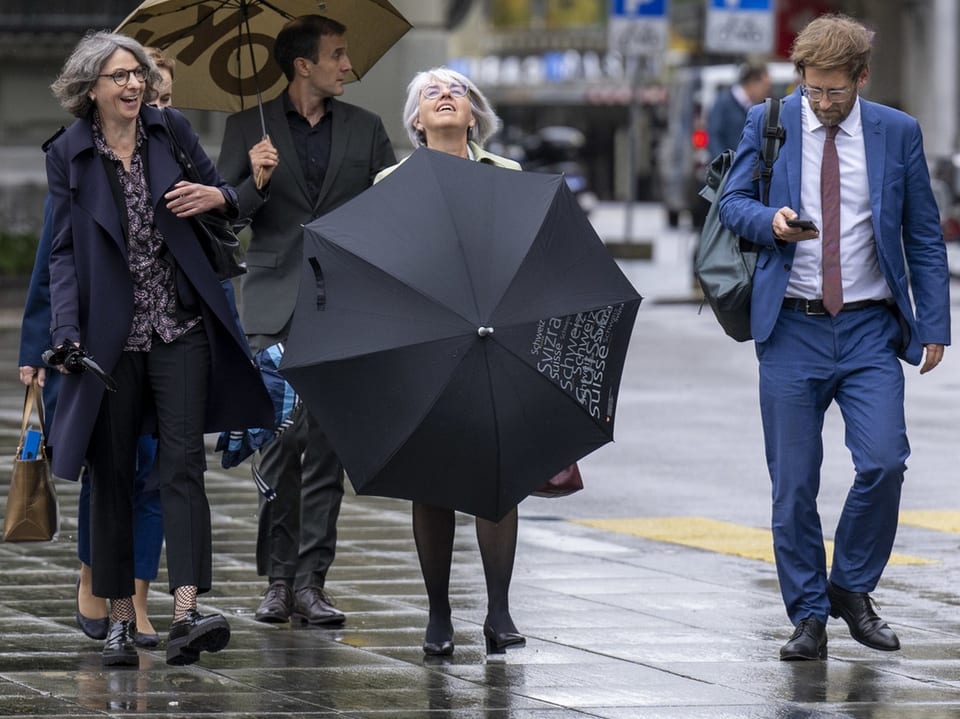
top-left (803, 299), bottom-right (826, 316)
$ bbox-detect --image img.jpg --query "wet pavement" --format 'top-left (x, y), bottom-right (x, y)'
top-left (2, 243), bottom-right (960, 717)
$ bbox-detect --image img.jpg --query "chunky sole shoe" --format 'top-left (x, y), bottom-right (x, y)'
top-left (166, 611), bottom-right (230, 666)
top-left (102, 619), bottom-right (139, 668)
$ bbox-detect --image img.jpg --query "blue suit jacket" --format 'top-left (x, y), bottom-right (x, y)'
top-left (718, 88), bottom-right (950, 364)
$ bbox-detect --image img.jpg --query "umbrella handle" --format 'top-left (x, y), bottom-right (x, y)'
top-left (307, 257), bottom-right (327, 311)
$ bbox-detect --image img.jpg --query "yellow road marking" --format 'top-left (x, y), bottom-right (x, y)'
top-left (572, 517), bottom-right (933, 565)
top-left (899, 510), bottom-right (960, 534)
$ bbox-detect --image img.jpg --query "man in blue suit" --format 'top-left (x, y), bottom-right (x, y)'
top-left (719, 14), bottom-right (950, 661)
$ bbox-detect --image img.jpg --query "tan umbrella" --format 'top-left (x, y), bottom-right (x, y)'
top-left (115, 0), bottom-right (412, 116)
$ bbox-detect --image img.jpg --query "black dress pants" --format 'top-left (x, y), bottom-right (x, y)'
top-left (86, 325), bottom-right (210, 599)
top-left (255, 402), bottom-right (344, 590)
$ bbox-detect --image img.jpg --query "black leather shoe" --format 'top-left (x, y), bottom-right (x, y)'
top-left (828, 582), bottom-right (900, 651)
top-left (292, 586), bottom-right (345, 626)
top-left (255, 581), bottom-right (294, 624)
top-left (166, 609), bottom-right (230, 666)
top-left (423, 637), bottom-right (455, 656)
top-left (483, 622), bottom-right (526, 655)
top-left (102, 619), bottom-right (139, 667)
top-left (76, 577), bottom-right (109, 641)
top-left (780, 617), bottom-right (827, 660)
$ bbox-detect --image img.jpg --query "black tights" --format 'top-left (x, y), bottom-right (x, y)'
top-left (412, 503), bottom-right (519, 644)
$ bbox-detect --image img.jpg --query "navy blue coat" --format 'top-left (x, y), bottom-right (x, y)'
top-left (45, 104), bottom-right (274, 480)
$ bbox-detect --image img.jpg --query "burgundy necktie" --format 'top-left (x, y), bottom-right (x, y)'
top-left (821, 125), bottom-right (842, 316)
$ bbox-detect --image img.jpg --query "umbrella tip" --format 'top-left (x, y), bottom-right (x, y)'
top-left (477, 326), bottom-right (495, 337)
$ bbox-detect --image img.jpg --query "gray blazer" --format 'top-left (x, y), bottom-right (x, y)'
top-left (219, 94), bottom-right (396, 338)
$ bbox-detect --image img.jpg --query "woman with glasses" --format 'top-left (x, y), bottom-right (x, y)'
top-left (45, 31), bottom-right (272, 667)
top-left (19, 47), bottom-right (179, 653)
top-left (375, 67), bottom-right (525, 656)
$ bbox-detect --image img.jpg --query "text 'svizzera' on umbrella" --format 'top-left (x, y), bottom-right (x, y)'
top-left (280, 148), bottom-right (643, 522)
top-left (116, 0), bottom-right (412, 114)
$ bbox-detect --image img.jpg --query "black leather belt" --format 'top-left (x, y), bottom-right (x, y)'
top-left (781, 298), bottom-right (892, 316)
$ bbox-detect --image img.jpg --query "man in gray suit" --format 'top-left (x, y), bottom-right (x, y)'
top-left (218, 15), bottom-right (396, 625)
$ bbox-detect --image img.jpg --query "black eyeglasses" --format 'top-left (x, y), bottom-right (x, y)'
top-left (422, 82), bottom-right (468, 100)
top-left (98, 67), bottom-right (147, 87)
top-left (802, 84), bottom-right (853, 104)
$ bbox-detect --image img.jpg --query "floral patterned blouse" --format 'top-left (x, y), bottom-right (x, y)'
top-left (92, 113), bottom-right (200, 351)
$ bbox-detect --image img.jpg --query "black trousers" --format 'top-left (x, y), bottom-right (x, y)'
top-left (87, 325), bottom-right (211, 599)
top-left (255, 402), bottom-right (344, 590)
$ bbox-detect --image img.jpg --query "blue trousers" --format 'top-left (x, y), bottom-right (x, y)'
top-left (757, 305), bottom-right (907, 625)
top-left (78, 434), bottom-right (163, 580)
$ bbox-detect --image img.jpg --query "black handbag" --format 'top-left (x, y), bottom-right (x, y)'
top-left (160, 109), bottom-right (246, 281)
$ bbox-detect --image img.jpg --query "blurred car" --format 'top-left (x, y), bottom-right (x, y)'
top-left (657, 62), bottom-right (797, 229)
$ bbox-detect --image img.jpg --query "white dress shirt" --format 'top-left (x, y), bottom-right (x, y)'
top-left (786, 98), bottom-right (892, 303)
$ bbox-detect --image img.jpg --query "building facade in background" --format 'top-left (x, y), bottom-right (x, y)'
top-left (0, 0), bottom-right (956, 235)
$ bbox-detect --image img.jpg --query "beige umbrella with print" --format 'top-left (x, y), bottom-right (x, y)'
top-left (116, 0), bottom-right (412, 122)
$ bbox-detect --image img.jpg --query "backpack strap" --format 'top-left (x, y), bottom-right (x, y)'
top-left (758, 97), bottom-right (785, 205)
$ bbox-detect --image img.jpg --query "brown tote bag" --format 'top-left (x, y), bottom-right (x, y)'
top-left (3, 380), bottom-right (58, 542)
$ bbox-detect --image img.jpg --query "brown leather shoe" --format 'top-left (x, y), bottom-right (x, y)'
top-left (292, 586), bottom-right (345, 626)
top-left (254, 581), bottom-right (293, 624)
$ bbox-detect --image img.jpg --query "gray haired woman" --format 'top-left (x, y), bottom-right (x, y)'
top-left (46, 31), bottom-right (272, 667)
top-left (376, 67), bottom-right (525, 656)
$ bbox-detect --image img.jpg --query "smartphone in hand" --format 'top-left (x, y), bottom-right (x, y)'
top-left (786, 218), bottom-right (819, 232)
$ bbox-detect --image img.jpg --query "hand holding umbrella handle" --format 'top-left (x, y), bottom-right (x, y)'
top-left (42, 344), bottom-right (118, 392)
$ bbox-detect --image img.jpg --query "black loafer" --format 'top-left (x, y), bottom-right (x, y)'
top-left (102, 619), bottom-right (139, 667)
top-left (76, 577), bottom-right (109, 641)
top-left (780, 617), bottom-right (827, 660)
top-left (166, 609), bottom-right (230, 666)
top-left (134, 631), bottom-right (160, 648)
top-left (828, 582), bottom-right (900, 651)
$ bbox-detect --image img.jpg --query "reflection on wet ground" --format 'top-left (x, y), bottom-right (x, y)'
top-left (2, 304), bottom-right (960, 717)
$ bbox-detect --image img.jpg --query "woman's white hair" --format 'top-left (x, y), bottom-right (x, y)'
top-left (402, 67), bottom-right (501, 148)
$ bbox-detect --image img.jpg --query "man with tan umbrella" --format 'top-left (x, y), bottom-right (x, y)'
top-left (217, 15), bottom-right (396, 625)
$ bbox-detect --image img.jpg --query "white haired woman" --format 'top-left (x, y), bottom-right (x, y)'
top-left (375, 67), bottom-right (525, 656)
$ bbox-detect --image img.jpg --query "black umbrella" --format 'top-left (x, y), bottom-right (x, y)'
top-left (280, 148), bottom-right (642, 521)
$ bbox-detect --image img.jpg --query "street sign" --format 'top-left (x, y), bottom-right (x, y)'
top-left (704, 0), bottom-right (775, 54)
top-left (608, 0), bottom-right (669, 58)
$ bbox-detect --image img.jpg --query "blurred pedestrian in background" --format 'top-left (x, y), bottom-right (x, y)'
top-left (44, 30), bottom-right (271, 666)
top-left (217, 15), bottom-right (395, 627)
top-left (707, 59), bottom-right (771, 159)
top-left (719, 13), bottom-right (949, 661)
top-left (374, 66), bottom-right (526, 656)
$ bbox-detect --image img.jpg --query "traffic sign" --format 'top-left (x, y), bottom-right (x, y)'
top-left (704, 0), bottom-right (775, 54)
top-left (608, 0), bottom-right (669, 58)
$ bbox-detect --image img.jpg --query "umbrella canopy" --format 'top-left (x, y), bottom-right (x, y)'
top-left (115, 0), bottom-right (412, 114)
top-left (280, 149), bottom-right (643, 521)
